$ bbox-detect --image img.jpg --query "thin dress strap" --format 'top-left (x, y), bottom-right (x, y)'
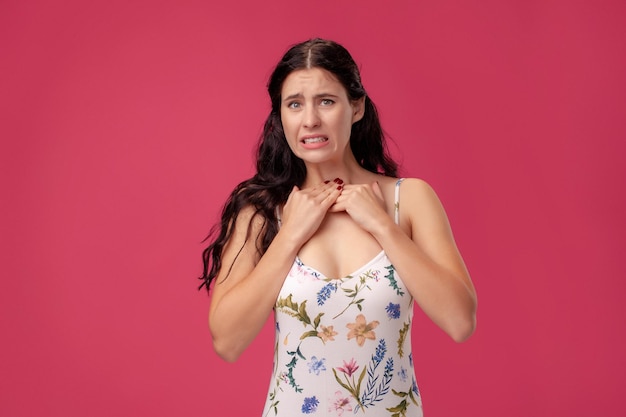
top-left (394, 178), bottom-right (405, 225)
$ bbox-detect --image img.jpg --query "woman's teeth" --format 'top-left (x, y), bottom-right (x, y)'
top-left (303, 137), bottom-right (327, 143)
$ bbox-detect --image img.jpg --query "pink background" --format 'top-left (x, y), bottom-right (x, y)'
top-left (2, 1), bottom-right (625, 416)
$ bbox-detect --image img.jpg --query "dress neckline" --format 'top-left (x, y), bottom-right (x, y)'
top-left (295, 250), bottom-right (387, 280)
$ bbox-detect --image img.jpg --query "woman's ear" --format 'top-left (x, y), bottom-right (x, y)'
top-left (351, 97), bottom-right (366, 124)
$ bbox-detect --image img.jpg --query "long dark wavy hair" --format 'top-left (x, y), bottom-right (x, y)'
top-left (199, 38), bottom-right (398, 293)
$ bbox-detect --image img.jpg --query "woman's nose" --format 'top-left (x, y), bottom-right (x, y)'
top-left (303, 106), bottom-right (320, 128)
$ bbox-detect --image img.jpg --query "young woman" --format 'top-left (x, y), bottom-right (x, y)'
top-left (200, 38), bottom-right (477, 416)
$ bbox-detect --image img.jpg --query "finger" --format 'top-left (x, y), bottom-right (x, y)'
top-left (324, 178), bottom-right (343, 189)
top-left (320, 184), bottom-right (343, 206)
top-left (308, 180), bottom-right (337, 198)
top-left (328, 200), bottom-right (345, 212)
top-left (371, 181), bottom-right (384, 200)
top-left (324, 180), bottom-right (343, 193)
top-left (327, 190), bottom-right (347, 210)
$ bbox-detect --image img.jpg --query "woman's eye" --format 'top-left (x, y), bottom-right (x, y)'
top-left (287, 102), bottom-right (301, 109)
top-left (320, 99), bottom-right (334, 106)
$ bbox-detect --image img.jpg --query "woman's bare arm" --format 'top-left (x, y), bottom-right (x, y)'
top-left (208, 182), bottom-right (342, 361)
top-left (332, 178), bottom-right (477, 342)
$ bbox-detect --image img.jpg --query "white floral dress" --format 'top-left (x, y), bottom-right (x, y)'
top-left (262, 179), bottom-right (423, 416)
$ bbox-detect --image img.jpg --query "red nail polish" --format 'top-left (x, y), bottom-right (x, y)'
top-left (337, 185), bottom-right (343, 190)
top-left (334, 178), bottom-right (344, 184)
top-left (324, 180), bottom-right (330, 184)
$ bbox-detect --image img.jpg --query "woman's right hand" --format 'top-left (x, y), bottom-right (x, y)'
top-left (280, 180), bottom-right (343, 245)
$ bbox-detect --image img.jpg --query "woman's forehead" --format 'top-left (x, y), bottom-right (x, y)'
top-left (281, 68), bottom-right (345, 97)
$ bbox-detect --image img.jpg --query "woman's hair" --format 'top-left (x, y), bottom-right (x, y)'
top-left (199, 38), bottom-right (398, 293)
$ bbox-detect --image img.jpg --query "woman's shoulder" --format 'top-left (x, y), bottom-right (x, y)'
top-left (394, 177), bottom-right (447, 220)
top-left (380, 176), bottom-right (437, 199)
top-left (229, 203), bottom-right (269, 233)
top-left (397, 177), bottom-right (436, 195)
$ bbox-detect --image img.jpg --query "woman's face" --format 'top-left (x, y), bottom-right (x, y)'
top-left (280, 67), bottom-right (364, 165)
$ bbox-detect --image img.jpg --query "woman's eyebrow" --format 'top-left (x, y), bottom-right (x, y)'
top-left (283, 93), bottom-right (303, 101)
top-left (283, 92), bottom-right (339, 101)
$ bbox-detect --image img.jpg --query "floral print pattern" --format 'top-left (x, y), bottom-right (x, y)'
top-left (346, 314), bottom-right (380, 346)
top-left (301, 396), bottom-right (319, 413)
top-left (317, 325), bottom-right (338, 343)
top-left (386, 302), bottom-right (401, 319)
top-left (307, 356), bottom-right (326, 375)
top-left (328, 391), bottom-right (352, 415)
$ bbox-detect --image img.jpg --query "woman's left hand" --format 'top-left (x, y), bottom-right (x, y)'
top-left (328, 181), bottom-right (394, 235)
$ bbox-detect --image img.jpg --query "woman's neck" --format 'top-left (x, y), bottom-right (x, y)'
top-left (301, 156), bottom-right (375, 188)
